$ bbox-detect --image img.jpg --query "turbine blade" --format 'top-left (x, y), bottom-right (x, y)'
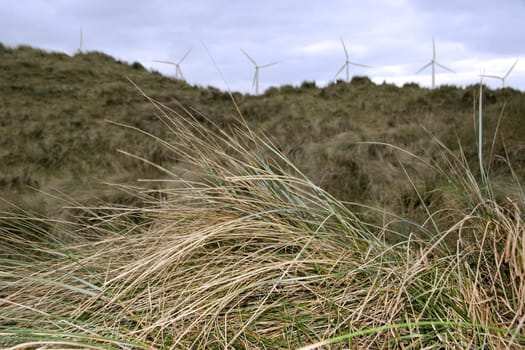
top-left (334, 64), bottom-right (346, 79)
top-left (179, 48), bottom-right (191, 64)
top-left (415, 62), bottom-right (432, 74)
top-left (480, 74), bottom-right (503, 80)
top-left (349, 61), bottom-right (371, 68)
top-left (435, 62), bottom-right (455, 73)
top-left (340, 38), bottom-right (349, 59)
top-left (504, 59), bottom-right (519, 78)
top-left (432, 37), bottom-right (436, 60)
top-left (260, 61), bottom-right (280, 68)
top-left (241, 49), bottom-right (257, 65)
top-left (153, 60), bottom-right (176, 65)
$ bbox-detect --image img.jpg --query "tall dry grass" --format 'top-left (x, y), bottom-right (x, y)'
top-left (1, 90), bottom-right (524, 349)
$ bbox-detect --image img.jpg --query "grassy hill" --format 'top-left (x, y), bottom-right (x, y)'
top-left (1, 44), bottom-right (524, 348)
top-left (1, 44), bottom-right (523, 219)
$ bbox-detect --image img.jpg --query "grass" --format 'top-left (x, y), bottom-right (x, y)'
top-left (1, 84), bottom-right (524, 348)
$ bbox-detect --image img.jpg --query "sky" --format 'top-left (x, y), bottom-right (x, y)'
top-left (1, 0), bottom-right (525, 93)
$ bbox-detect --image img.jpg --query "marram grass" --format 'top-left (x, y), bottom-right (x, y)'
top-left (1, 92), bottom-right (524, 349)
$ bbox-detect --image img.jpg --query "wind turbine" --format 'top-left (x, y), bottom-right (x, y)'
top-left (479, 59), bottom-right (519, 88)
top-left (334, 38), bottom-right (371, 82)
top-left (241, 49), bottom-right (280, 95)
top-left (153, 48), bottom-right (192, 80)
top-left (415, 37), bottom-right (455, 88)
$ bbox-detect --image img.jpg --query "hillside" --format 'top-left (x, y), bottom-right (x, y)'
top-left (1, 43), bottom-right (524, 221)
top-left (1, 44), bottom-right (525, 348)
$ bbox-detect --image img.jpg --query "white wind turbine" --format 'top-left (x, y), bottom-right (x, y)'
top-left (479, 59), bottom-right (519, 88)
top-left (241, 49), bottom-right (280, 95)
top-left (415, 37), bottom-right (455, 88)
top-left (153, 48), bottom-right (192, 80)
top-left (334, 38), bottom-right (371, 82)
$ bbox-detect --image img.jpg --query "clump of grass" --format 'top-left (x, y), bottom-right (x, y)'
top-left (1, 90), bottom-right (524, 349)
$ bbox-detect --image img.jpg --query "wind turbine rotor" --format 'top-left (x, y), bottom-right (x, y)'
top-left (416, 38), bottom-right (455, 88)
top-left (154, 60), bottom-right (187, 80)
top-left (336, 39), bottom-right (370, 81)
top-left (484, 75), bottom-right (505, 87)
top-left (480, 59), bottom-right (519, 88)
top-left (241, 49), bottom-right (279, 94)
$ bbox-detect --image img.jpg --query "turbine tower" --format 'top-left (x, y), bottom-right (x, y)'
top-left (79, 24), bottom-right (83, 53)
top-left (479, 59), bottom-right (519, 88)
top-left (415, 37), bottom-right (455, 88)
top-left (241, 49), bottom-right (280, 95)
top-left (335, 38), bottom-right (371, 82)
top-left (154, 48), bottom-right (192, 80)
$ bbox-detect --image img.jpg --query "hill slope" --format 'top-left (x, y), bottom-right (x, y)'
top-left (1, 43), bottom-right (524, 220)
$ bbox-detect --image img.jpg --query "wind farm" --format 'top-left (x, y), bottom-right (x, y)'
top-left (145, 37), bottom-right (519, 93)
top-left (153, 48), bottom-right (192, 80)
top-left (70, 34), bottom-right (521, 93)
top-left (60, 22), bottom-right (522, 93)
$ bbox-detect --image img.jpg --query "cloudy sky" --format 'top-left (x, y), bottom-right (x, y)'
top-left (1, 0), bottom-right (524, 93)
